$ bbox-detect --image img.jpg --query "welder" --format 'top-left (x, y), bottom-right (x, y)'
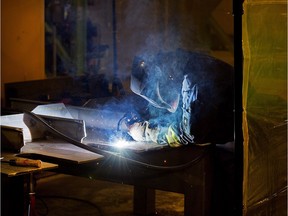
top-left (127, 49), bottom-right (234, 147)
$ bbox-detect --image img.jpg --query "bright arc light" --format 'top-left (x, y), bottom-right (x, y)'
top-left (114, 139), bottom-right (130, 149)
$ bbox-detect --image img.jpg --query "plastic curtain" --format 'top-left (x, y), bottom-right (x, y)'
top-left (242, 1), bottom-right (287, 215)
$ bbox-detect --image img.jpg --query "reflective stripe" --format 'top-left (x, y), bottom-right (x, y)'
top-left (165, 126), bottom-right (182, 147)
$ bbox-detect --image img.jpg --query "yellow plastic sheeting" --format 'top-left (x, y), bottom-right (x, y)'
top-left (242, 1), bottom-right (287, 215)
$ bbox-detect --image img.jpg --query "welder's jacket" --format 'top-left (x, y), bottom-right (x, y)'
top-left (130, 49), bottom-right (234, 146)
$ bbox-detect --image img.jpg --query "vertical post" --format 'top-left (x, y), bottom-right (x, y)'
top-left (112, 0), bottom-right (118, 80)
top-left (74, 0), bottom-right (87, 76)
top-left (184, 147), bottom-right (214, 216)
top-left (233, 0), bottom-right (244, 215)
top-left (111, 0), bottom-right (124, 96)
top-left (133, 186), bottom-right (155, 215)
top-left (52, 25), bottom-right (57, 77)
top-left (28, 173), bottom-right (37, 216)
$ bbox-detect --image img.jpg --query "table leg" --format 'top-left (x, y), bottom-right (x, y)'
top-left (1, 174), bottom-right (25, 216)
top-left (28, 173), bottom-right (38, 216)
top-left (133, 186), bottom-right (155, 215)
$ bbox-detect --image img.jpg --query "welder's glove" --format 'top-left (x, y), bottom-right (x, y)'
top-left (128, 121), bottom-right (160, 143)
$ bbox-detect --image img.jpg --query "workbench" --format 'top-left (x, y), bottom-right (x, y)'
top-left (1, 142), bottom-right (214, 216)
top-left (1, 106), bottom-right (216, 216)
top-left (1, 152), bottom-right (58, 216)
top-left (19, 141), bottom-right (214, 216)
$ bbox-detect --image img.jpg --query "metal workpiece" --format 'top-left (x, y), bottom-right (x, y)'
top-left (23, 113), bottom-right (86, 142)
top-left (1, 125), bottom-right (24, 152)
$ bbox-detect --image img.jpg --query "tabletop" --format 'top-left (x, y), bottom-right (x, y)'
top-left (1, 152), bottom-right (58, 177)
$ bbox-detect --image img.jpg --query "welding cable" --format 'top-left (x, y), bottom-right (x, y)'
top-left (34, 196), bottom-right (49, 216)
top-left (117, 113), bottom-right (127, 132)
top-left (36, 195), bottom-right (104, 216)
top-left (23, 111), bottom-right (209, 171)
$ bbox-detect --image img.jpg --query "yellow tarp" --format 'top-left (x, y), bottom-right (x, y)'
top-left (242, 1), bottom-right (287, 215)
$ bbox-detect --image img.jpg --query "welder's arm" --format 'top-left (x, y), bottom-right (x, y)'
top-left (128, 121), bottom-right (182, 147)
top-left (128, 121), bottom-right (159, 143)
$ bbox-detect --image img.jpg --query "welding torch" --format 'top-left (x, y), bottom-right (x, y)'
top-left (116, 111), bottom-right (143, 140)
top-left (1, 157), bottom-right (42, 168)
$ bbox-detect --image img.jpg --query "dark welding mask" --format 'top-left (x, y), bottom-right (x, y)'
top-left (130, 49), bottom-right (234, 144)
top-left (130, 51), bottom-right (188, 113)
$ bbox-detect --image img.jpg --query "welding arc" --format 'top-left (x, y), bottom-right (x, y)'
top-left (23, 111), bottom-right (207, 171)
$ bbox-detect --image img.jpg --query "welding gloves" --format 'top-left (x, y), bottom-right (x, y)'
top-left (128, 120), bottom-right (183, 147)
top-left (128, 121), bottom-right (160, 143)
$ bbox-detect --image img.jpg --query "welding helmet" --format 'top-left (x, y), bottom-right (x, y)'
top-left (131, 49), bottom-right (234, 144)
top-left (130, 50), bottom-right (189, 113)
top-left (130, 49), bottom-right (234, 112)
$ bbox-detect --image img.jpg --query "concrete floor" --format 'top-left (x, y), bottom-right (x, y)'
top-left (28, 144), bottom-right (235, 216)
top-left (31, 147), bottom-right (235, 216)
top-left (34, 172), bottom-right (184, 216)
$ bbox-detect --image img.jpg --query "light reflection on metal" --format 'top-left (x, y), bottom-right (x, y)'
top-left (114, 139), bottom-right (129, 149)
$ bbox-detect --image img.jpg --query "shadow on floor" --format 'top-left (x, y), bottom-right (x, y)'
top-left (34, 173), bottom-right (184, 216)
